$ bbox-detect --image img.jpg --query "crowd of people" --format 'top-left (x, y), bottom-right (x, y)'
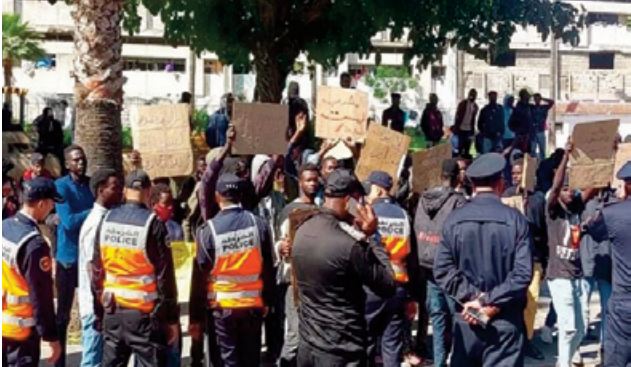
top-left (2, 75), bottom-right (631, 367)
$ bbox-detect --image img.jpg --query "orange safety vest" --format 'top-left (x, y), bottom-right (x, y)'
top-left (206, 213), bottom-right (264, 309)
top-left (2, 231), bottom-right (38, 341)
top-left (100, 212), bottom-right (157, 313)
top-left (378, 216), bottom-right (411, 283)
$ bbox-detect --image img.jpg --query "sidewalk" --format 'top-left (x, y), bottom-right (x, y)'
top-left (40, 291), bottom-right (605, 367)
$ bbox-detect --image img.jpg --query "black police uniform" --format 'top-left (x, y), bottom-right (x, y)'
top-left (189, 173), bottom-right (275, 367)
top-left (91, 171), bottom-right (178, 367)
top-left (585, 161), bottom-right (631, 367)
top-left (2, 178), bottom-right (60, 367)
top-left (292, 169), bottom-right (397, 367)
top-left (434, 153), bottom-right (533, 367)
top-left (2, 213), bottom-right (59, 367)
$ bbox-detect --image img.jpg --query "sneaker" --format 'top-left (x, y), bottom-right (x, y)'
top-left (540, 325), bottom-right (554, 344)
top-left (572, 350), bottom-right (584, 367)
top-left (525, 342), bottom-right (545, 360)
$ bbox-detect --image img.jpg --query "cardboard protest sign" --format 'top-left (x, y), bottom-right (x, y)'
top-left (231, 102), bottom-right (289, 155)
top-left (315, 86), bottom-right (369, 142)
top-left (131, 103), bottom-right (194, 178)
top-left (569, 119), bottom-right (619, 189)
top-left (501, 196), bottom-right (525, 214)
top-left (612, 143), bottom-right (631, 198)
top-left (521, 155), bottom-right (538, 192)
top-left (411, 143), bottom-right (452, 193)
top-left (355, 124), bottom-right (410, 185)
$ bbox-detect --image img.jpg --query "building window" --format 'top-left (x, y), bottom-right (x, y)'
top-left (539, 74), bottom-right (551, 90)
top-left (123, 57), bottom-right (186, 72)
top-left (589, 52), bottom-right (614, 70)
top-left (34, 54), bottom-right (56, 70)
top-left (586, 13), bottom-right (619, 25)
top-left (431, 65), bottom-right (446, 79)
top-left (490, 50), bottom-right (516, 67)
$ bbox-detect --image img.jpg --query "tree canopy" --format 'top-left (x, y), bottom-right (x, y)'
top-left (2, 13), bottom-right (45, 72)
top-left (133, 1), bottom-right (584, 102)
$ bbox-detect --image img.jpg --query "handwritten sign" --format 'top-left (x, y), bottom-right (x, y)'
top-left (502, 196), bottom-right (525, 214)
top-left (131, 103), bottom-right (194, 178)
top-left (411, 143), bottom-right (452, 193)
top-left (569, 119), bottom-right (619, 189)
top-left (355, 124), bottom-right (410, 185)
top-left (315, 86), bottom-right (369, 142)
top-left (232, 102), bottom-right (289, 155)
top-left (521, 155), bottom-right (537, 192)
top-left (612, 143), bottom-right (631, 198)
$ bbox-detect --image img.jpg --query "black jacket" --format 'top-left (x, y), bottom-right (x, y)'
top-left (414, 186), bottom-right (466, 270)
top-left (292, 209), bottom-right (396, 357)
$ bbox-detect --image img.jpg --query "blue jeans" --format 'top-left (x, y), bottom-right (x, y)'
top-left (531, 131), bottom-right (546, 160)
top-left (586, 277), bottom-right (612, 344)
top-left (426, 280), bottom-right (455, 367)
top-left (80, 314), bottom-right (103, 367)
top-left (548, 278), bottom-right (589, 367)
top-left (482, 136), bottom-right (501, 153)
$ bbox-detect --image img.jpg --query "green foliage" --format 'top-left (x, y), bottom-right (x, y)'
top-left (121, 126), bottom-right (133, 149)
top-left (2, 13), bottom-right (45, 63)
top-left (365, 66), bottom-right (419, 103)
top-left (192, 108), bottom-right (209, 134)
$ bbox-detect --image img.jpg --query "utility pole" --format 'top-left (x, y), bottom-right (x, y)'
top-left (548, 38), bottom-right (559, 151)
top-left (188, 48), bottom-right (196, 107)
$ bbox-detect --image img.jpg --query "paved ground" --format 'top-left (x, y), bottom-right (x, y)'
top-left (41, 284), bottom-right (604, 366)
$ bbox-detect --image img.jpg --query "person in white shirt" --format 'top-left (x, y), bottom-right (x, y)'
top-left (78, 169), bottom-right (122, 367)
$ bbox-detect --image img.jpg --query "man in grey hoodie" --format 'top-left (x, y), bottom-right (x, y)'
top-left (413, 159), bottom-right (467, 366)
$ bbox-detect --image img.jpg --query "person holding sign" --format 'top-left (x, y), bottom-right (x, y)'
top-left (434, 153), bottom-right (532, 367)
top-left (545, 140), bottom-right (597, 367)
top-left (583, 161), bottom-right (631, 367)
top-left (502, 159), bottom-right (547, 360)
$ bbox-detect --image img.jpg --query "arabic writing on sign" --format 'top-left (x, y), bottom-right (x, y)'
top-left (316, 86), bottom-right (368, 142)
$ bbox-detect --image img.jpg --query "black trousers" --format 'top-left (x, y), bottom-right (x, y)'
top-left (297, 341), bottom-right (366, 367)
top-left (102, 308), bottom-right (167, 367)
top-left (2, 332), bottom-right (40, 367)
top-left (54, 262), bottom-right (77, 367)
top-left (450, 316), bottom-right (525, 367)
top-left (212, 308), bottom-right (263, 367)
top-left (604, 298), bottom-right (631, 367)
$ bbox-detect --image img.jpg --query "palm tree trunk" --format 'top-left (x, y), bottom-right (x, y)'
top-left (3, 58), bottom-right (14, 105)
top-left (72, 0), bottom-right (125, 175)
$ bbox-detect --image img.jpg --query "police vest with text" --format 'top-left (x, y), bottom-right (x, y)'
top-left (100, 206), bottom-right (158, 313)
top-left (2, 218), bottom-right (39, 341)
top-left (206, 213), bottom-right (264, 309)
top-left (374, 201), bottom-right (411, 283)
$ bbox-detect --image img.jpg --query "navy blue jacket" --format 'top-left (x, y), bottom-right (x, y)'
top-left (2, 212), bottom-right (58, 341)
top-left (434, 193), bottom-right (532, 316)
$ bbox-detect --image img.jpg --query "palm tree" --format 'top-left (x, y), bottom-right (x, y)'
top-left (71, 0), bottom-right (125, 174)
top-left (2, 13), bottom-right (45, 100)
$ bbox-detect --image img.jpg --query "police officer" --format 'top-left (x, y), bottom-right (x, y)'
top-left (2, 177), bottom-right (61, 366)
top-left (434, 153), bottom-right (532, 366)
top-left (364, 170), bottom-right (416, 367)
top-left (584, 161), bottom-right (631, 366)
top-left (189, 173), bottom-right (275, 367)
top-left (292, 169), bottom-right (396, 366)
top-left (91, 170), bottom-right (179, 367)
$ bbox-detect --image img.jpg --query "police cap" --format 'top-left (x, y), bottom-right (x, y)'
top-left (216, 173), bottom-right (244, 198)
top-left (367, 170), bottom-right (393, 191)
top-left (465, 153), bottom-right (506, 181)
top-left (325, 169), bottom-right (365, 197)
top-left (23, 177), bottom-right (63, 203)
top-left (616, 160), bottom-right (631, 181)
top-left (125, 169), bottom-right (151, 189)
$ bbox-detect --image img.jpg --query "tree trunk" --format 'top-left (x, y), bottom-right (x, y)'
top-left (72, 0), bottom-right (125, 175)
top-left (3, 58), bottom-right (14, 104)
top-left (253, 48), bottom-right (295, 103)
